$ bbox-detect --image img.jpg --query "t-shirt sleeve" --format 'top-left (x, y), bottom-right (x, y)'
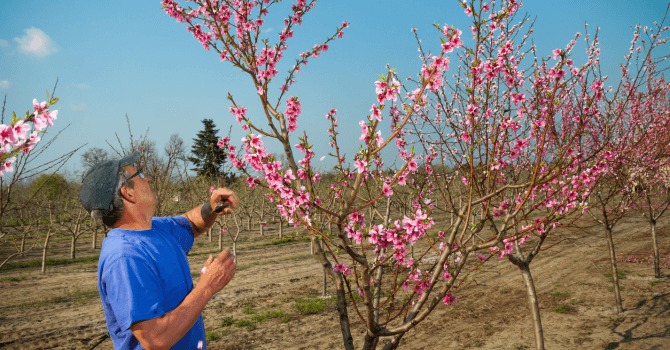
top-left (159, 216), bottom-right (194, 255)
top-left (102, 255), bottom-right (166, 331)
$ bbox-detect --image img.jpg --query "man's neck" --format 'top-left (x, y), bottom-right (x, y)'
top-left (113, 213), bottom-right (153, 231)
top-left (115, 221), bottom-right (152, 231)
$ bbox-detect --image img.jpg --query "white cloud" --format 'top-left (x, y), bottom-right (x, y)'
top-left (71, 102), bottom-right (86, 110)
top-left (262, 27), bottom-right (274, 33)
top-left (0, 80), bottom-right (11, 89)
top-left (14, 27), bottom-right (60, 57)
top-left (75, 83), bottom-right (89, 88)
top-left (0, 39), bottom-right (9, 48)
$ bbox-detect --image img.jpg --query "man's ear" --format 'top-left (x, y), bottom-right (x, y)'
top-left (119, 186), bottom-right (136, 204)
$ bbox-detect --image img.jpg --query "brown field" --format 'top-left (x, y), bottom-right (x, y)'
top-left (0, 213), bottom-right (669, 350)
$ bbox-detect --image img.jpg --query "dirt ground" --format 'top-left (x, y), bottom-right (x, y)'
top-left (1, 213), bottom-right (669, 350)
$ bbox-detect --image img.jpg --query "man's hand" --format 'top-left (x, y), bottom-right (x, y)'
top-left (210, 188), bottom-right (238, 215)
top-left (198, 249), bottom-right (236, 296)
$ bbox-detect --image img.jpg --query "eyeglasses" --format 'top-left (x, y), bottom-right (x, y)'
top-left (127, 168), bottom-right (145, 182)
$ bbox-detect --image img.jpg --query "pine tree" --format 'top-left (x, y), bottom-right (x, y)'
top-left (189, 119), bottom-right (228, 178)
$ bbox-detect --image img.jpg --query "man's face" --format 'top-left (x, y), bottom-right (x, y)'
top-left (123, 165), bottom-right (157, 214)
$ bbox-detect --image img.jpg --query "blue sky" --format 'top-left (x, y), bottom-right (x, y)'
top-left (1, 0), bottom-right (668, 181)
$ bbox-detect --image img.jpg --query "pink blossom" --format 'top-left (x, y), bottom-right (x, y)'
top-left (209, 186), bottom-right (214, 192)
top-left (552, 48), bottom-right (561, 59)
top-left (461, 131), bottom-right (471, 143)
top-left (370, 104), bottom-right (382, 121)
top-left (333, 263), bottom-right (350, 276)
top-left (354, 159), bottom-right (367, 173)
top-left (217, 136), bottom-right (230, 148)
top-left (407, 160), bottom-right (418, 172)
top-left (443, 292), bottom-right (457, 305)
top-left (382, 184), bottom-right (393, 197)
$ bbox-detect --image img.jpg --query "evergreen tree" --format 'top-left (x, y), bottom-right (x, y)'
top-left (189, 119), bottom-right (228, 178)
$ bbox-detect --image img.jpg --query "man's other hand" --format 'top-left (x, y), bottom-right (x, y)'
top-left (198, 249), bottom-right (236, 296)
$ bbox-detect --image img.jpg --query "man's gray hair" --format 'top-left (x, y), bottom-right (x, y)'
top-left (91, 167), bottom-right (135, 227)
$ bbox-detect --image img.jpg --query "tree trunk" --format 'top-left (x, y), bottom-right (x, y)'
top-left (233, 241), bottom-right (237, 265)
top-left (650, 220), bottom-right (661, 278)
top-left (260, 224), bottom-right (264, 236)
top-left (520, 261), bottom-right (544, 350)
top-left (42, 229), bottom-right (52, 274)
top-left (279, 219), bottom-right (283, 239)
top-left (218, 227), bottom-right (223, 251)
top-left (208, 227), bottom-right (212, 243)
top-left (20, 234), bottom-right (26, 258)
top-left (322, 240), bottom-right (327, 296)
top-left (605, 228), bottom-right (624, 313)
top-left (247, 216), bottom-right (251, 230)
top-left (70, 235), bottom-right (77, 260)
top-left (92, 221), bottom-right (98, 249)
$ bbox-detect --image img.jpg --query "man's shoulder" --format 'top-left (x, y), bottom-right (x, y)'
top-left (152, 216), bottom-right (191, 231)
top-left (99, 233), bottom-right (150, 266)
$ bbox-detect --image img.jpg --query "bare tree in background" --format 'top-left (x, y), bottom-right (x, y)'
top-left (80, 147), bottom-right (109, 172)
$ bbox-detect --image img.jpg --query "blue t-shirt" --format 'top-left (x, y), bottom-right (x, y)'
top-left (98, 216), bottom-right (206, 350)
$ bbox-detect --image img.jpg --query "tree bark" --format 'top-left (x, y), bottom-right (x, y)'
top-left (650, 220), bottom-right (661, 278)
top-left (208, 227), bottom-right (212, 243)
top-left (504, 233), bottom-right (546, 350)
top-left (92, 220), bottom-right (98, 249)
top-left (41, 229), bottom-right (52, 274)
top-left (70, 235), bottom-right (77, 260)
top-left (605, 228), bottom-right (624, 313)
top-left (520, 261), bottom-right (544, 350)
top-left (218, 226), bottom-right (223, 251)
top-left (20, 234), bottom-right (26, 258)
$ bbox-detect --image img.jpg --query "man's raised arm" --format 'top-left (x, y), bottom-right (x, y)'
top-left (182, 188), bottom-right (238, 238)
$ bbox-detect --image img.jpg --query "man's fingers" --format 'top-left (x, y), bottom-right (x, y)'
top-left (218, 249), bottom-right (232, 261)
top-left (206, 255), bottom-right (214, 265)
top-left (213, 188), bottom-right (239, 210)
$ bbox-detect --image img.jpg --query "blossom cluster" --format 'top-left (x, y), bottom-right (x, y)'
top-left (0, 98), bottom-right (57, 176)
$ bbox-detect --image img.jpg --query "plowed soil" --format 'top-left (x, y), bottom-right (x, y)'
top-left (1, 213), bottom-right (669, 349)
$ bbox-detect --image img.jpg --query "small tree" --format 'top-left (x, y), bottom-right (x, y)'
top-left (80, 147), bottom-right (109, 171)
top-left (29, 173), bottom-right (69, 202)
top-left (188, 119), bottom-right (228, 179)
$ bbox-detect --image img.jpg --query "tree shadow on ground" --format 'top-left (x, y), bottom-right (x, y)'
top-left (604, 292), bottom-right (670, 350)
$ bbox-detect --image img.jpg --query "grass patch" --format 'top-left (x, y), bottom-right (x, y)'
top-left (604, 270), bottom-right (626, 282)
top-left (235, 319), bottom-right (255, 331)
top-left (250, 314), bottom-right (268, 323)
top-left (12, 287), bottom-right (98, 309)
top-left (265, 309), bottom-right (286, 319)
top-left (0, 255), bottom-right (100, 273)
top-left (552, 305), bottom-right (570, 313)
top-left (551, 290), bottom-right (571, 297)
top-left (219, 316), bottom-right (236, 327)
top-left (570, 299), bottom-right (585, 305)
top-left (0, 274), bottom-right (27, 282)
top-left (242, 302), bottom-right (256, 315)
top-left (650, 279), bottom-right (661, 287)
top-left (293, 294), bottom-right (330, 315)
top-left (206, 330), bottom-right (221, 341)
top-left (265, 237), bottom-right (310, 246)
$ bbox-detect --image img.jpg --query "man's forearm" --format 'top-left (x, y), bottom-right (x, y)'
top-left (183, 203), bottom-right (217, 237)
top-left (132, 284), bottom-right (213, 350)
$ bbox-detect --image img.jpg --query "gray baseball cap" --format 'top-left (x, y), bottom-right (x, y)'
top-left (79, 151), bottom-right (140, 213)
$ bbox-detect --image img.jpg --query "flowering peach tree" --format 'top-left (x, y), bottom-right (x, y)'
top-left (163, 0), bottom-right (668, 348)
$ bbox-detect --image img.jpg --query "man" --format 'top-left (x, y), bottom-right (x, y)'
top-left (79, 151), bottom-right (238, 350)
